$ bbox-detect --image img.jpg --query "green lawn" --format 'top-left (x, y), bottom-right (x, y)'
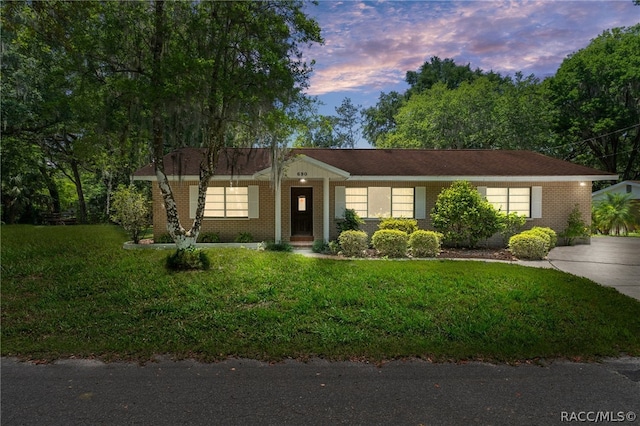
top-left (2, 225), bottom-right (639, 363)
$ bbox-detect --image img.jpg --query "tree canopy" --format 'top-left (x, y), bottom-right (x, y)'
top-left (2, 1), bottom-right (323, 243)
top-left (546, 24), bottom-right (640, 180)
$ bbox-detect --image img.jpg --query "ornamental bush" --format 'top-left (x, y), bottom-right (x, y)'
top-left (166, 248), bottom-right (211, 271)
top-left (497, 212), bottom-right (527, 247)
top-left (371, 229), bottom-right (408, 258)
top-left (508, 232), bottom-right (548, 260)
top-left (530, 227), bottom-right (557, 249)
top-left (338, 230), bottom-right (369, 257)
top-left (378, 217), bottom-right (418, 235)
top-left (521, 229), bottom-right (551, 252)
top-left (110, 184), bottom-right (151, 244)
top-left (337, 208), bottom-right (365, 233)
top-left (409, 230), bottom-right (442, 258)
top-left (197, 232), bottom-right (220, 243)
top-left (431, 181), bottom-right (501, 247)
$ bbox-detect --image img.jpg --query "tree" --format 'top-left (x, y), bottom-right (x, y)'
top-left (361, 91), bottom-right (404, 146)
top-left (593, 193), bottom-right (636, 235)
top-left (378, 78), bottom-right (501, 149)
top-left (111, 185), bottom-right (151, 244)
top-left (431, 181), bottom-right (501, 248)
top-left (547, 25), bottom-right (640, 180)
top-left (334, 97), bottom-right (361, 148)
top-left (405, 56), bottom-right (485, 94)
top-left (5, 1), bottom-right (322, 249)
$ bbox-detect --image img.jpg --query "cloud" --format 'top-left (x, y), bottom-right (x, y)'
top-left (304, 0), bottom-right (639, 95)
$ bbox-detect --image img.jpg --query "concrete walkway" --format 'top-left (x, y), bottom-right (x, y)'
top-left (547, 237), bottom-right (640, 301)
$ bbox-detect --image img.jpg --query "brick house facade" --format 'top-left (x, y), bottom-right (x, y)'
top-left (134, 148), bottom-right (617, 244)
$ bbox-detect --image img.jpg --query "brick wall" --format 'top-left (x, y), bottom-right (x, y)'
top-left (152, 179), bottom-right (593, 244)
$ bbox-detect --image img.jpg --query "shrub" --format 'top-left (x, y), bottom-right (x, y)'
top-left (197, 232), bottom-right (220, 243)
top-left (378, 217), bottom-right (418, 234)
top-left (531, 227), bottom-right (557, 249)
top-left (265, 241), bottom-right (293, 252)
top-left (328, 240), bottom-right (341, 255)
top-left (593, 194), bottom-right (635, 236)
top-left (409, 230), bottom-right (442, 258)
top-left (520, 229), bottom-right (551, 252)
top-left (336, 208), bottom-right (365, 233)
top-left (338, 230), bottom-right (368, 257)
top-left (561, 204), bottom-right (591, 244)
top-left (371, 229), bottom-right (408, 258)
top-left (166, 248), bottom-right (211, 271)
top-left (110, 184), bottom-right (151, 244)
top-left (234, 232), bottom-right (253, 243)
top-left (154, 233), bottom-right (174, 244)
top-left (509, 232), bottom-right (548, 260)
top-left (497, 212), bottom-right (526, 247)
top-left (431, 181), bottom-right (501, 247)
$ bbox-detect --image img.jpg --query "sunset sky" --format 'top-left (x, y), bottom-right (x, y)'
top-left (302, 0), bottom-right (639, 133)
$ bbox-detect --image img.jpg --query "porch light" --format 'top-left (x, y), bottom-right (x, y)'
top-left (300, 178), bottom-right (307, 183)
top-left (579, 182), bottom-right (586, 187)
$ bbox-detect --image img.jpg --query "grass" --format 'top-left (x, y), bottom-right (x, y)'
top-left (2, 225), bottom-right (640, 363)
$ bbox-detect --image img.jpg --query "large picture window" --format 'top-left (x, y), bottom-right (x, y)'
top-left (204, 187), bottom-right (249, 218)
top-left (345, 187), bottom-right (414, 218)
top-left (485, 187), bottom-right (531, 217)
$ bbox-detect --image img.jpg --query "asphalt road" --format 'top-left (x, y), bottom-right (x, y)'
top-left (2, 356), bottom-right (639, 425)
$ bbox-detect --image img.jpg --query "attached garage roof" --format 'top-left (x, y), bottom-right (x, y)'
top-left (133, 147), bottom-right (617, 181)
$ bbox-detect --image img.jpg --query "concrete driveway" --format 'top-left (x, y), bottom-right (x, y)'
top-left (547, 237), bottom-right (640, 301)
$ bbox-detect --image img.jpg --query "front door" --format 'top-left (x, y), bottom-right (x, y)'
top-left (291, 187), bottom-right (313, 237)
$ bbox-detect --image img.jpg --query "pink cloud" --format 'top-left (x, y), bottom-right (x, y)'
top-left (304, 0), bottom-right (639, 96)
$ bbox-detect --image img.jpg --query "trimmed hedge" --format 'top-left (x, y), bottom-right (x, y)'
top-left (530, 226), bottom-right (557, 249)
top-left (409, 230), bottom-right (442, 258)
top-left (378, 218), bottom-right (418, 235)
top-left (509, 232), bottom-right (548, 260)
top-left (338, 230), bottom-right (369, 258)
top-left (521, 229), bottom-right (551, 252)
top-left (372, 229), bottom-right (409, 258)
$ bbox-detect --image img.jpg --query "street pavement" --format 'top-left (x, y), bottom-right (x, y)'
top-left (2, 356), bottom-right (639, 425)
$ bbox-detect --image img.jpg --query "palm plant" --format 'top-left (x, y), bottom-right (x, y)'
top-left (594, 193), bottom-right (635, 236)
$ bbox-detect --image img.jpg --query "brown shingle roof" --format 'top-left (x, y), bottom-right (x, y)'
top-left (133, 147), bottom-right (616, 179)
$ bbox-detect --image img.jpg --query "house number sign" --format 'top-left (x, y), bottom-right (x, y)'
top-left (297, 172), bottom-right (308, 177)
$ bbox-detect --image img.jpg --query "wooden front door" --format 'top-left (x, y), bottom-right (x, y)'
top-left (291, 187), bottom-right (313, 237)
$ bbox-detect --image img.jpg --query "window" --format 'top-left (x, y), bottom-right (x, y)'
top-left (204, 187), bottom-right (248, 218)
top-left (345, 187), bottom-right (414, 218)
top-left (485, 187), bottom-right (531, 217)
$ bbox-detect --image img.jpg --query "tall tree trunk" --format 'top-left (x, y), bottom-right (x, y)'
top-left (70, 159), bottom-right (87, 223)
top-left (149, 0), bottom-right (196, 250)
top-left (38, 165), bottom-right (61, 214)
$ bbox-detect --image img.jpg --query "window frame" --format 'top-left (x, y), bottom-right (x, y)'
top-left (485, 187), bottom-right (531, 218)
top-left (204, 186), bottom-right (249, 218)
top-left (344, 187), bottom-right (415, 219)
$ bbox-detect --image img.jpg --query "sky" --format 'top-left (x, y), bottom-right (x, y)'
top-left (301, 0), bottom-right (639, 143)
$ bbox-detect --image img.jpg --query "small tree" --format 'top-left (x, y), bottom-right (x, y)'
top-left (560, 204), bottom-right (590, 245)
top-left (431, 181), bottom-right (501, 247)
top-left (111, 185), bottom-right (151, 244)
top-left (593, 193), bottom-right (635, 236)
top-left (337, 208), bottom-right (364, 233)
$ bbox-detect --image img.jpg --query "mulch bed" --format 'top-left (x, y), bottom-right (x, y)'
top-left (437, 247), bottom-right (517, 261)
